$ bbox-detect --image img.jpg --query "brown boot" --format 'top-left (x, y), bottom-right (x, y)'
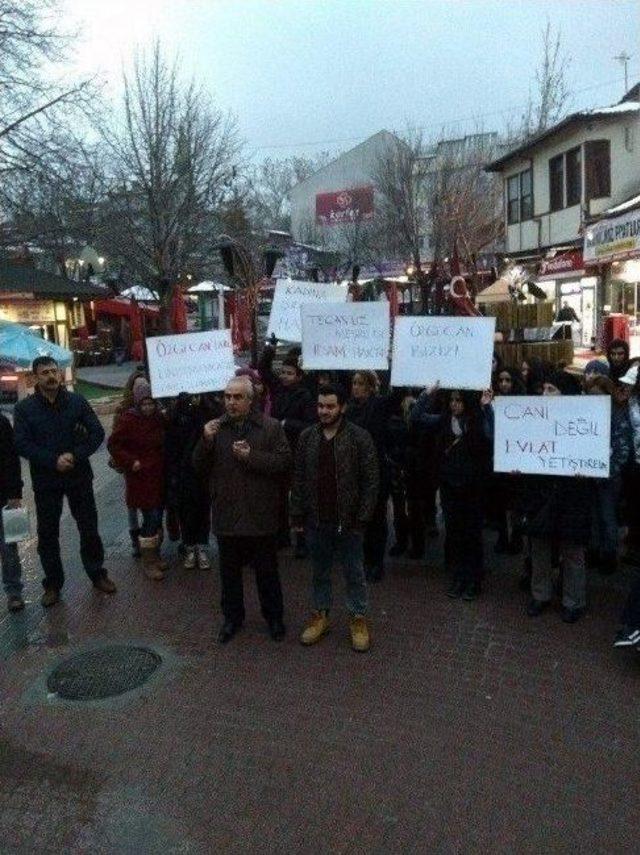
top-left (139, 534), bottom-right (165, 581)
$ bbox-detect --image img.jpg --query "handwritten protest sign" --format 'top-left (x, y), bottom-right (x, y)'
top-left (301, 301), bottom-right (390, 370)
top-left (493, 395), bottom-right (611, 478)
top-left (267, 279), bottom-right (348, 342)
top-left (390, 316), bottom-right (496, 390)
top-left (147, 330), bottom-right (236, 398)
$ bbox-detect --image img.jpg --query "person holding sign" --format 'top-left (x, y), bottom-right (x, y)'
top-left (520, 371), bottom-right (591, 623)
top-left (291, 384), bottom-right (379, 653)
top-left (193, 377), bottom-right (292, 644)
top-left (346, 371), bottom-right (391, 581)
top-left (411, 385), bottom-right (493, 601)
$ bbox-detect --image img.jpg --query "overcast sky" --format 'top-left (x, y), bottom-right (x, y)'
top-left (64, 0), bottom-right (639, 159)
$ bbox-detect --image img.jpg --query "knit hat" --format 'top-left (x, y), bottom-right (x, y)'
top-left (584, 360), bottom-right (609, 377)
top-left (133, 378), bottom-right (152, 404)
top-left (548, 370), bottom-right (582, 396)
top-left (620, 364), bottom-right (639, 386)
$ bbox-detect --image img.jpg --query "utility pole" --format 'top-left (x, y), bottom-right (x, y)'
top-left (614, 52), bottom-right (632, 93)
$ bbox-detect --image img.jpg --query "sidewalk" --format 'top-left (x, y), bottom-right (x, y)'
top-left (0, 429), bottom-right (638, 853)
top-left (76, 361), bottom-right (141, 390)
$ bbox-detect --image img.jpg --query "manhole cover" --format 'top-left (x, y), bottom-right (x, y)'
top-left (47, 645), bottom-right (162, 701)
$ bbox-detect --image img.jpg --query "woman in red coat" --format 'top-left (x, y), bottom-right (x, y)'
top-left (107, 379), bottom-right (167, 580)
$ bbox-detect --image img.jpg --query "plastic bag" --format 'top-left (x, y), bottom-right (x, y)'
top-left (2, 506), bottom-right (30, 544)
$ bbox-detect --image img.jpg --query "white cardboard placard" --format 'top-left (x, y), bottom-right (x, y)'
top-left (493, 394), bottom-right (611, 478)
top-left (266, 279), bottom-right (348, 343)
top-left (390, 315), bottom-right (496, 390)
top-left (147, 329), bottom-right (236, 397)
top-left (301, 301), bottom-right (390, 370)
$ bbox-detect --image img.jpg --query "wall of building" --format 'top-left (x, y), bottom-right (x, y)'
top-left (290, 130), bottom-right (399, 244)
top-left (503, 112), bottom-right (640, 254)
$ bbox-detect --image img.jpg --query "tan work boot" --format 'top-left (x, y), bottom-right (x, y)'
top-left (300, 610), bottom-right (330, 645)
top-left (139, 534), bottom-right (165, 581)
top-left (350, 615), bottom-right (370, 652)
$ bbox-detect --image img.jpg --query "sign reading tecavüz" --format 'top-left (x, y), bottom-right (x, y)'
top-left (266, 279), bottom-right (348, 343)
top-left (301, 301), bottom-right (390, 370)
top-left (390, 315), bottom-right (496, 390)
top-left (147, 330), bottom-right (236, 398)
top-left (493, 395), bottom-right (611, 478)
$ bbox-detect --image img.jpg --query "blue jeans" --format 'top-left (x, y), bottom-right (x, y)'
top-left (0, 509), bottom-right (23, 596)
top-left (306, 525), bottom-right (367, 616)
top-left (133, 508), bottom-right (163, 538)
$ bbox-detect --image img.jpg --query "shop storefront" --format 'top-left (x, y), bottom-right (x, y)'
top-left (537, 250), bottom-right (598, 347)
top-left (584, 204), bottom-right (640, 355)
top-left (0, 262), bottom-right (109, 349)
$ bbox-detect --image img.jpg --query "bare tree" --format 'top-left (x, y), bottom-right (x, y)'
top-left (102, 43), bottom-right (241, 308)
top-left (0, 141), bottom-right (107, 275)
top-left (518, 20), bottom-right (571, 140)
top-left (0, 0), bottom-right (94, 177)
top-left (371, 131), bottom-right (428, 273)
top-left (247, 152), bottom-right (333, 233)
top-left (429, 133), bottom-right (503, 265)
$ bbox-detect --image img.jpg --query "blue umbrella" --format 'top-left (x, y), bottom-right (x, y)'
top-left (0, 320), bottom-right (73, 368)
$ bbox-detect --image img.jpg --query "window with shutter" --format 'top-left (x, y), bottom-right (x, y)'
top-left (549, 154), bottom-right (564, 211)
top-left (585, 140), bottom-right (611, 200)
top-left (566, 147), bottom-right (581, 207)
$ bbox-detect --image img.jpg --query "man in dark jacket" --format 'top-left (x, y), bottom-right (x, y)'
top-left (291, 383), bottom-right (379, 652)
top-left (0, 413), bottom-right (24, 612)
top-left (193, 376), bottom-right (292, 644)
top-left (13, 356), bottom-right (116, 607)
top-left (607, 338), bottom-right (631, 385)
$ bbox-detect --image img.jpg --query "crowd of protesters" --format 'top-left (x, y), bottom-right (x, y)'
top-left (1, 335), bottom-right (640, 654)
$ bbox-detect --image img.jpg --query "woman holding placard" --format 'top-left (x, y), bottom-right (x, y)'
top-left (411, 386), bottom-right (493, 601)
top-left (522, 371), bottom-right (591, 623)
top-left (346, 371), bottom-right (391, 582)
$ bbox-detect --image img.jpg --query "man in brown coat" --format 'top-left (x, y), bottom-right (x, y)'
top-left (193, 376), bottom-right (292, 643)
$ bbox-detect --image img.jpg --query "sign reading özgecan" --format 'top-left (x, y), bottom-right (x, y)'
top-left (315, 186), bottom-right (374, 226)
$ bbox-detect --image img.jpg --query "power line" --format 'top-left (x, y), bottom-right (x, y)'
top-left (249, 67), bottom-right (639, 153)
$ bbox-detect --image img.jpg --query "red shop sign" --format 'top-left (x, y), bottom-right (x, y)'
top-left (538, 250), bottom-right (584, 278)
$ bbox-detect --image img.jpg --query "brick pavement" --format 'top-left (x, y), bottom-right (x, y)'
top-left (0, 424), bottom-right (639, 854)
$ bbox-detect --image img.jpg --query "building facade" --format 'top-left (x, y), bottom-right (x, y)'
top-left (487, 86), bottom-right (640, 347)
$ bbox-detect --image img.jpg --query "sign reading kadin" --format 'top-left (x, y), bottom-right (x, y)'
top-left (390, 315), bottom-right (496, 390)
top-left (493, 394), bottom-right (611, 479)
top-left (267, 279), bottom-right (348, 343)
top-left (147, 329), bottom-right (236, 398)
top-left (301, 302), bottom-right (390, 371)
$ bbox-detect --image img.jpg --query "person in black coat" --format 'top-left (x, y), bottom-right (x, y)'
top-left (0, 413), bottom-right (24, 612)
top-left (259, 343), bottom-right (316, 555)
top-left (13, 356), bottom-right (116, 606)
top-left (412, 386), bottom-right (493, 600)
top-left (166, 394), bottom-right (221, 570)
top-left (346, 371), bottom-right (391, 581)
top-left (522, 370), bottom-right (591, 623)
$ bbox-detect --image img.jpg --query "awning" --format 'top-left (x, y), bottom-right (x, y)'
top-left (477, 278), bottom-right (512, 303)
top-left (94, 298), bottom-right (159, 318)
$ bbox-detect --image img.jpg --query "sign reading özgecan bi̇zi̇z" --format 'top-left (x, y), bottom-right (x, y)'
top-left (147, 329), bottom-right (236, 398)
top-left (390, 315), bottom-right (496, 390)
top-left (266, 279), bottom-right (348, 343)
top-left (301, 301), bottom-right (390, 370)
top-left (493, 394), bottom-right (611, 478)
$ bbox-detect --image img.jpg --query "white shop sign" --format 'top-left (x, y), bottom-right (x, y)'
top-left (390, 315), bottom-right (495, 390)
top-left (301, 301), bottom-right (390, 370)
top-left (493, 394), bottom-right (611, 478)
top-left (147, 329), bottom-right (236, 397)
top-left (266, 279), bottom-right (348, 343)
